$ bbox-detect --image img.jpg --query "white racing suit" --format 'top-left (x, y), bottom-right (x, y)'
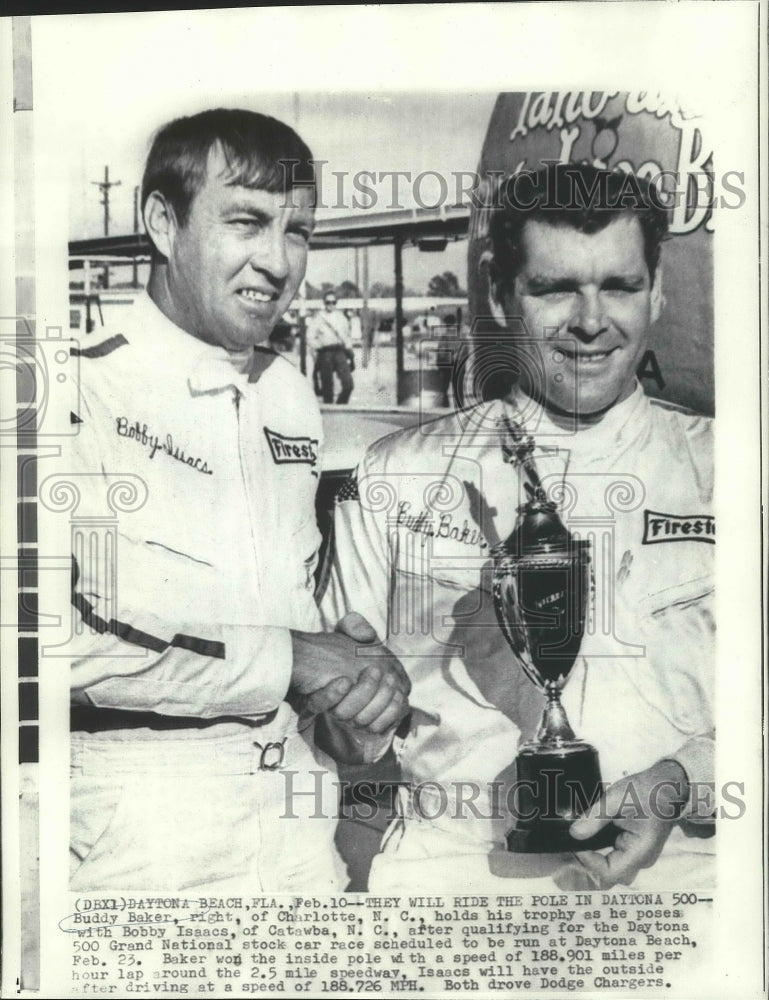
top-left (68, 293), bottom-right (344, 892)
top-left (322, 385), bottom-right (715, 892)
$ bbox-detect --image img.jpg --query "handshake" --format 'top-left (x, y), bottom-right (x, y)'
top-left (290, 613), bottom-right (411, 762)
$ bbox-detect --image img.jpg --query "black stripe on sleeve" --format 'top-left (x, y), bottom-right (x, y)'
top-left (171, 633), bottom-right (226, 658)
top-left (72, 568), bottom-right (225, 660)
top-left (71, 334), bottom-right (129, 359)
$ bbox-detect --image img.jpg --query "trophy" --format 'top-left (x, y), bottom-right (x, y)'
top-left (492, 417), bottom-right (617, 852)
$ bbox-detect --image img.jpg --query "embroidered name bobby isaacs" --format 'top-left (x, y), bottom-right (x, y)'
top-left (116, 417), bottom-right (213, 475)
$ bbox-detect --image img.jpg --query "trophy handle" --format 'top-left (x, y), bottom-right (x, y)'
top-left (536, 680), bottom-right (576, 745)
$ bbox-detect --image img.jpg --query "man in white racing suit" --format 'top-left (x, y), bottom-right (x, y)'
top-left (69, 109), bottom-right (408, 891)
top-left (322, 163), bottom-right (715, 892)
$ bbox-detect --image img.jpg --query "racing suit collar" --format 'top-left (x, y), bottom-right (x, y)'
top-left (130, 291), bottom-right (254, 395)
top-left (504, 381), bottom-right (648, 453)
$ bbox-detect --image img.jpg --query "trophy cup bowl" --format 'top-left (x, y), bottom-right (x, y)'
top-left (493, 501), bottom-right (618, 853)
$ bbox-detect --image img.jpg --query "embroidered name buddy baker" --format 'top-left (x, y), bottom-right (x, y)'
top-left (396, 501), bottom-right (488, 549)
top-left (116, 417), bottom-right (213, 475)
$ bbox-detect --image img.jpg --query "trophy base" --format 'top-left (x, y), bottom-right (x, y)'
top-left (506, 821), bottom-right (619, 854)
top-left (506, 740), bottom-right (620, 854)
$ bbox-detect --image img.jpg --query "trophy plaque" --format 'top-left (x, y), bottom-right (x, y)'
top-left (493, 417), bottom-right (617, 853)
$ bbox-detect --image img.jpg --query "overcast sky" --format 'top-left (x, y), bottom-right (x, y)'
top-left (34, 6), bottom-right (737, 293)
top-left (47, 13), bottom-right (496, 291)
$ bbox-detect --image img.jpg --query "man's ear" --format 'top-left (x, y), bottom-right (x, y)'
top-left (143, 191), bottom-right (177, 260)
top-left (650, 261), bottom-right (663, 325)
top-left (486, 255), bottom-right (510, 327)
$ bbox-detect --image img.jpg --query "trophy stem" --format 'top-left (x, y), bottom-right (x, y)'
top-left (536, 681), bottom-right (576, 746)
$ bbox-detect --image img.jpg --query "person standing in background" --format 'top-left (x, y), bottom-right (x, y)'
top-left (308, 292), bottom-right (355, 403)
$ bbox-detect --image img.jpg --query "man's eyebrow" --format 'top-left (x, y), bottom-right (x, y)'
top-left (220, 202), bottom-right (315, 230)
top-left (601, 274), bottom-right (647, 289)
top-left (522, 274), bottom-right (647, 292)
top-left (524, 276), bottom-right (580, 293)
top-left (222, 203), bottom-right (274, 219)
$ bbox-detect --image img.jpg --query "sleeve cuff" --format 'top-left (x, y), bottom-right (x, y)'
top-left (214, 625), bottom-right (292, 718)
top-left (668, 733), bottom-right (716, 820)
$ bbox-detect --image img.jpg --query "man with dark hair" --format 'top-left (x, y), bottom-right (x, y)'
top-left (496, 163), bottom-right (668, 281)
top-left (140, 107), bottom-right (317, 228)
top-left (69, 108), bottom-right (408, 891)
top-left (485, 163), bottom-right (669, 423)
top-left (322, 162), bottom-right (714, 892)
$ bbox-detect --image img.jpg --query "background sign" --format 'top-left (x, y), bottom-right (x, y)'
top-left (468, 91), bottom-right (717, 416)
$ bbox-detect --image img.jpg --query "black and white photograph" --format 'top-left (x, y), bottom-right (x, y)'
top-left (0, 4), bottom-right (765, 998)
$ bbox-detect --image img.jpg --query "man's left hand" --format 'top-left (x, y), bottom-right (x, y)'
top-left (560, 759), bottom-right (689, 889)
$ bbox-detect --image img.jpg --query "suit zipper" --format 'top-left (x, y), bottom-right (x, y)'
top-left (233, 388), bottom-right (263, 606)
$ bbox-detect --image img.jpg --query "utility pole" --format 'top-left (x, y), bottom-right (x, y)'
top-left (91, 166), bottom-right (121, 288)
top-left (394, 235), bottom-right (405, 402)
top-left (92, 165), bottom-right (121, 236)
top-left (360, 246), bottom-right (372, 369)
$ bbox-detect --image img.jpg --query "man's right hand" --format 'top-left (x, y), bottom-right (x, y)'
top-left (290, 613), bottom-right (410, 735)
